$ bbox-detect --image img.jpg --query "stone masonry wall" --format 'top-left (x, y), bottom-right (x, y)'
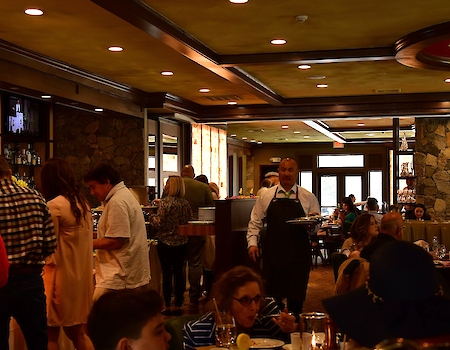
top-left (415, 117), bottom-right (450, 220)
top-left (53, 105), bottom-right (145, 207)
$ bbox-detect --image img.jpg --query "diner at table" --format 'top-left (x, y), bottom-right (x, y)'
top-left (182, 266), bottom-right (297, 350)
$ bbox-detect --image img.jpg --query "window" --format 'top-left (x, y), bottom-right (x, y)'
top-left (299, 171), bottom-right (312, 193)
top-left (369, 171), bottom-right (383, 203)
top-left (320, 175), bottom-right (337, 215)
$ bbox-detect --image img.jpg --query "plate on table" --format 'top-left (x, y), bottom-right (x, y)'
top-left (250, 338), bottom-right (285, 349)
top-left (282, 345), bottom-right (292, 350)
top-left (286, 218), bottom-right (317, 225)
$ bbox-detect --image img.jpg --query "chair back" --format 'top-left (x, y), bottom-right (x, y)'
top-left (164, 314), bottom-right (201, 350)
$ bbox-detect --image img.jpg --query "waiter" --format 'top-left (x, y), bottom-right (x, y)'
top-left (247, 157), bottom-right (320, 317)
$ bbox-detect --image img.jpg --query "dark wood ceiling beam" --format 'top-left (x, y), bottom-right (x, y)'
top-left (91, 0), bottom-right (285, 106)
top-left (219, 47), bottom-right (396, 66)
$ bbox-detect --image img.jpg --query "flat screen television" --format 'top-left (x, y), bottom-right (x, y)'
top-left (5, 95), bottom-right (41, 136)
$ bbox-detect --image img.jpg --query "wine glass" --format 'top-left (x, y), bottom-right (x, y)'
top-left (436, 244), bottom-right (447, 260)
top-left (215, 312), bottom-right (237, 348)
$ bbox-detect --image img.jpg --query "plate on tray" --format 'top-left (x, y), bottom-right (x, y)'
top-left (250, 338), bottom-right (285, 349)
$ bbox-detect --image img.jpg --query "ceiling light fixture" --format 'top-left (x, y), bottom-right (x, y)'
top-left (298, 65), bottom-right (311, 70)
top-left (199, 88), bottom-right (210, 93)
top-left (251, 139), bottom-right (256, 143)
top-left (25, 8), bottom-right (43, 16)
top-left (257, 141), bottom-right (262, 144)
top-left (228, 101), bottom-right (237, 105)
top-left (271, 39), bottom-right (287, 45)
top-left (231, 134), bottom-right (237, 137)
top-left (307, 75), bottom-right (326, 80)
top-left (366, 133), bottom-right (375, 136)
top-left (358, 122), bottom-right (365, 127)
top-left (445, 78), bottom-right (450, 83)
top-left (160, 71), bottom-right (173, 76)
top-left (242, 136), bottom-right (247, 140)
top-left (304, 120), bottom-right (346, 143)
top-left (230, 0), bottom-right (248, 3)
top-left (281, 125), bottom-right (289, 129)
top-left (316, 84), bottom-right (328, 88)
top-left (304, 135), bottom-right (310, 139)
top-left (41, 94), bottom-right (51, 99)
top-left (295, 15), bottom-right (308, 23)
top-left (94, 108), bottom-right (103, 112)
top-left (108, 46), bottom-right (123, 52)
top-left (294, 131), bottom-right (301, 134)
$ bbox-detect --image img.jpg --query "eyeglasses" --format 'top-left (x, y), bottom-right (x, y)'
top-left (232, 295), bottom-right (262, 306)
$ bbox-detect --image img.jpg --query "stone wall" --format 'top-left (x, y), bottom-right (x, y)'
top-left (415, 118), bottom-right (450, 220)
top-left (53, 105), bottom-right (145, 207)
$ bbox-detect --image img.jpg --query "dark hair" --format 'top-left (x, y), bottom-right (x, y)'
top-left (0, 156), bottom-right (10, 178)
top-left (87, 289), bottom-right (162, 350)
top-left (414, 203), bottom-right (432, 220)
top-left (261, 178), bottom-right (272, 188)
top-left (83, 163), bottom-right (120, 186)
top-left (342, 197), bottom-right (358, 216)
top-left (208, 266), bottom-right (264, 312)
top-left (40, 157), bottom-right (90, 224)
top-left (195, 174), bottom-right (209, 184)
top-left (349, 213), bottom-right (376, 250)
top-left (366, 197), bottom-right (378, 211)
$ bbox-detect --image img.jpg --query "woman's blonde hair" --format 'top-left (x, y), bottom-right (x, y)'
top-left (166, 175), bottom-right (185, 198)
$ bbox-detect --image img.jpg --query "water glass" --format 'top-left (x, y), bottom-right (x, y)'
top-left (215, 312), bottom-right (237, 348)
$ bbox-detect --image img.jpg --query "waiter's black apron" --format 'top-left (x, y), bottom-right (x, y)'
top-left (263, 188), bottom-right (311, 301)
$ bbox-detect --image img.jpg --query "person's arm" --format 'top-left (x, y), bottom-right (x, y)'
top-left (247, 194), bottom-right (270, 262)
top-left (93, 237), bottom-right (125, 250)
top-left (0, 235), bottom-right (9, 288)
top-left (41, 203), bottom-right (57, 258)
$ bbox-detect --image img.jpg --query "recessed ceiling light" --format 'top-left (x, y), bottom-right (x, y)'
top-left (10, 87), bottom-right (20, 90)
top-left (251, 139), bottom-right (256, 143)
top-left (41, 94), bottom-right (51, 99)
top-left (358, 122), bottom-right (365, 127)
top-left (108, 46), bottom-right (123, 52)
top-left (316, 84), bottom-right (328, 88)
top-left (25, 8), bottom-right (44, 16)
top-left (445, 78), bottom-right (450, 83)
top-left (294, 131), bottom-right (301, 134)
top-left (95, 108), bottom-right (103, 112)
top-left (230, 0), bottom-right (248, 3)
top-left (257, 141), bottom-right (263, 144)
top-left (199, 88), bottom-right (210, 93)
top-left (307, 76), bottom-right (326, 80)
top-left (298, 65), bottom-right (311, 70)
top-left (304, 135), bottom-right (310, 138)
top-left (366, 133), bottom-right (375, 136)
top-left (271, 39), bottom-right (287, 45)
top-left (160, 71), bottom-right (173, 76)
top-left (231, 134), bottom-right (237, 137)
top-left (228, 101), bottom-right (237, 105)
top-left (281, 125), bottom-right (289, 129)
top-left (295, 15), bottom-right (308, 23)
top-left (242, 136), bottom-right (247, 140)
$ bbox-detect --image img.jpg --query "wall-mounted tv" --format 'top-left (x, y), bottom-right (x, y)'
top-left (5, 95), bottom-right (41, 136)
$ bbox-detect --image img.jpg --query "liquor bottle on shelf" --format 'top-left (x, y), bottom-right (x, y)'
top-left (28, 176), bottom-right (36, 190)
top-left (15, 145), bottom-right (22, 165)
top-left (21, 148), bottom-right (28, 166)
top-left (26, 143), bottom-right (32, 165)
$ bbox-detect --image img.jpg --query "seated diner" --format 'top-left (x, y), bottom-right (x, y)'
top-left (183, 266), bottom-right (296, 350)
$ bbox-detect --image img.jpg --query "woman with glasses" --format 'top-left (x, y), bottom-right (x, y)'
top-left (183, 266), bottom-right (296, 350)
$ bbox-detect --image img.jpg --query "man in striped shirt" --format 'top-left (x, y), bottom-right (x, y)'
top-left (0, 156), bottom-right (56, 350)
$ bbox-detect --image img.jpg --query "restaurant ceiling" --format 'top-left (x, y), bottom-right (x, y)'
top-left (0, 0), bottom-right (449, 143)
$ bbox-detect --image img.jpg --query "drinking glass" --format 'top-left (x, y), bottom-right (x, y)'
top-left (299, 312), bottom-right (328, 349)
top-left (215, 312), bottom-right (237, 348)
top-left (436, 244), bottom-right (446, 260)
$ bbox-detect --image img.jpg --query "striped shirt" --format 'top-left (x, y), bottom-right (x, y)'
top-left (0, 178), bottom-right (56, 266)
top-left (183, 298), bottom-right (283, 350)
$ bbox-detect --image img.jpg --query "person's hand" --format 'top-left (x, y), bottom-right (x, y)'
top-left (348, 250), bottom-right (360, 259)
top-left (248, 246), bottom-right (259, 262)
top-left (272, 308), bottom-right (297, 333)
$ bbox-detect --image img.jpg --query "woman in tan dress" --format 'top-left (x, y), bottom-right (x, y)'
top-left (41, 158), bottom-right (94, 350)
